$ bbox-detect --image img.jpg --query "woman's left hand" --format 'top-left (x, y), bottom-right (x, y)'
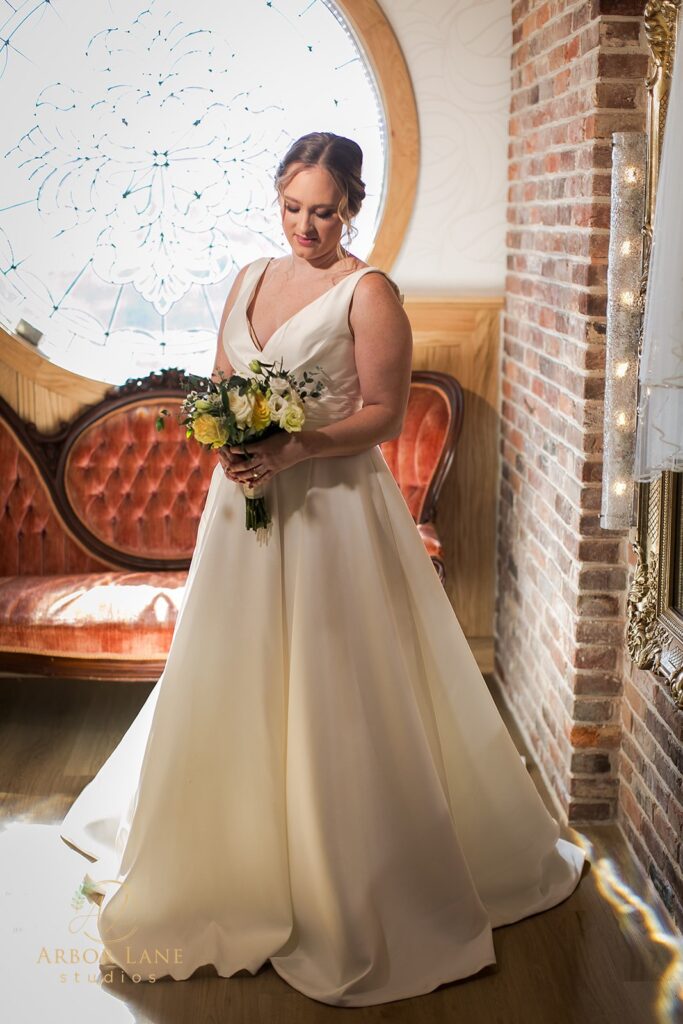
top-left (225, 432), bottom-right (304, 485)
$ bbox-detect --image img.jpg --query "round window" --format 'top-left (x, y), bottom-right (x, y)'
top-left (1, 0), bottom-right (388, 382)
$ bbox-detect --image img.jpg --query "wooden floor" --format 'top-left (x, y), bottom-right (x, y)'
top-left (0, 671), bottom-right (681, 1024)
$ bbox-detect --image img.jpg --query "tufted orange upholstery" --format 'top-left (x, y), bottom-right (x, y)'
top-left (0, 571), bottom-right (185, 659)
top-left (0, 370), bottom-right (463, 679)
top-left (0, 419), bottom-right (108, 576)
top-left (65, 402), bottom-right (215, 560)
top-left (380, 383), bottom-right (453, 522)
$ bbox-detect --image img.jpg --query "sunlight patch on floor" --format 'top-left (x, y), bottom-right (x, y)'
top-left (573, 830), bottom-right (683, 1023)
top-left (0, 821), bottom-right (135, 1024)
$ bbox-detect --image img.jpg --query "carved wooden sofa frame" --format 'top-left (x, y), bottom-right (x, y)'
top-left (0, 368), bottom-right (463, 681)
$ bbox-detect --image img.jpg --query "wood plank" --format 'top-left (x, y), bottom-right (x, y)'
top-left (0, 670), bottom-right (670, 1023)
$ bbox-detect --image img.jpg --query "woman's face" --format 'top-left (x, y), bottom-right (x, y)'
top-left (279, 164), bottom-right (345, 264)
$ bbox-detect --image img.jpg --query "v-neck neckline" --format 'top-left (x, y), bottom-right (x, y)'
top-left (244, 257), bottom-right (368, 355)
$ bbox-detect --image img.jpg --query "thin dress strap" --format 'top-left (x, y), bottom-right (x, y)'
top-left (352, 266), bottom-right (405, 306)
top-left (238, 257), bottom-right (271, 305)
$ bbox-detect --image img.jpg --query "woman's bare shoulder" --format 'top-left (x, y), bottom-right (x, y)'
top-left (348, 268), bottom-right (409, 345)
top-left (352, 265), bottom-right (404, 306)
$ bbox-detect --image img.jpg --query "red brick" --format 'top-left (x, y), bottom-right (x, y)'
top-left (595, 81), bottom-right (642, 109)
top-left (597, 52), bottom-right (649, 79)
top-left (568, 801), bottom-right (613, 821)
top-left (570, 724), bottom-right (622, 749)
top-left (573, 697), bottom-right (617, 722)
top-left (591, 0), bottom-right (643, 14)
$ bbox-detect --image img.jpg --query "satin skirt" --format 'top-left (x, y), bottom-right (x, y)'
top-left (60, 446), bottom-right (586, 1006)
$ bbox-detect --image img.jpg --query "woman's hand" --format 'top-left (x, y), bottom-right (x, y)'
top-left (218, 432), bottom-right (304, 485)
top-left (216, 446), bottom-right (247, 481)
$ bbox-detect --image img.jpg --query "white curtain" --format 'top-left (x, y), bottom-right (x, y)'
top-left (634, 10), bottom-right (683, 482)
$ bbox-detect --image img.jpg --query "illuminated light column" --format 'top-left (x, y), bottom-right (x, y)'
top-left (600, 131), bottom-right (647, 530)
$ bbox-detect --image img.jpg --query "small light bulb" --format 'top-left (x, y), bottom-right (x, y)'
top-left (620, 290), bottom-right (635, 306)
top-left (614, 481), bottom-right (627, 496)
top-left (621, 239), bottom-right (632, 256)
top-left (616, 411), bottom-right (627, 427)
top-left (615, 361), bottom-right (629, 377)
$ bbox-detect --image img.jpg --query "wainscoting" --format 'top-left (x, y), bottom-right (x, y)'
top-left (406, 297), bottom-right (503, 668)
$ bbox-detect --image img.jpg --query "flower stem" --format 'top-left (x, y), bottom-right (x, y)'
top-left (245, 496), bottom-right (270, 531)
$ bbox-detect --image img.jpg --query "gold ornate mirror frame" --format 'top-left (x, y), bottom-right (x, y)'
top-left (627, 0), bottom-right (683, 708)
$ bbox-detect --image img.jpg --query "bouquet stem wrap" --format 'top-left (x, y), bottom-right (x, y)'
top-left (241, 478), bottom-right (268, 531)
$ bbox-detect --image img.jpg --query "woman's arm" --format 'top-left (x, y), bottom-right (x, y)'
top-left (293, 271), bottom-right (413, 459)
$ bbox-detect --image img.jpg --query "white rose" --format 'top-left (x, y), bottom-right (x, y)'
top-left (280, 400), bottom-right (305, 432)
top-left (269, 375), bottom-right (290, 395)
top-left (268, 393), bottom-right (288, 419)
top-left (228, 388), bottom-right (252, 427)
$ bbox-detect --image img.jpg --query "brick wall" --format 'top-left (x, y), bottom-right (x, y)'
top-left (495, 2), bottom-right (647, 819)
top-left (497, 0), bottom-right (683, 932)
top-left (620, 550), bottom-right (683, 931)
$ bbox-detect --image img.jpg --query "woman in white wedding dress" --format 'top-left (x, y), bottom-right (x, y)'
top-left (60, 132), bottom-right (587, 1007)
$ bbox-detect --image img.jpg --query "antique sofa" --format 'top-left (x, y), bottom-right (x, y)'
top-left (0, 368), bottom-right (463, 681)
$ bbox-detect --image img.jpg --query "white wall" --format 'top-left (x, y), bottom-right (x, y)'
top-left (381, 0), bottom-right (511, 294)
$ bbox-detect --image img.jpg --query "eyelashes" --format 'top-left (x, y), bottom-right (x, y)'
top-left (284, 205), bottom-right (334, 220)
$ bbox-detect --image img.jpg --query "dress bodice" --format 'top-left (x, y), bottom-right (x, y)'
top-left (221, 257), bottom-right (402, 429)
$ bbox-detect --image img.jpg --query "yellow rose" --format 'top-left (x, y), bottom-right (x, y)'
top-left (280, 401), bottom-right (305, 432)
top-left (192, 413), bottom-right (229, 448)
top-left (249, 390), bottom-right (272, 432)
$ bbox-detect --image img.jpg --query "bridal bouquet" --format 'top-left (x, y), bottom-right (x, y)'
top-left (156, 357), bottom-right (328, 531)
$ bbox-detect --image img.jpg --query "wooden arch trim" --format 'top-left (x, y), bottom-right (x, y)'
top-left (336, 0), bottom-right (419, 271)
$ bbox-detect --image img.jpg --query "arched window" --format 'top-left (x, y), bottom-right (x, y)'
top-left (0, 0), bottom-right (417, 383)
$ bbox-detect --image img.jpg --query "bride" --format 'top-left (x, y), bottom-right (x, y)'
top-left (60, 131), bottom-right (587, 1008)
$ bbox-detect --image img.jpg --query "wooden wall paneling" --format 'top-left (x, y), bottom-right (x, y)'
top-left (406, 297), bottom-right (503, 660)
top-left (1, 328), bottom-right (108, 431)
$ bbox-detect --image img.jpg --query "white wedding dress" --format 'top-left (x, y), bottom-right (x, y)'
top-left (60, 257), bottom-right (586, 1007)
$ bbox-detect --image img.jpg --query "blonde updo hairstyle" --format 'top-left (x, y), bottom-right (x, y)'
top-left (274, 132), bottom-right (366, 260)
